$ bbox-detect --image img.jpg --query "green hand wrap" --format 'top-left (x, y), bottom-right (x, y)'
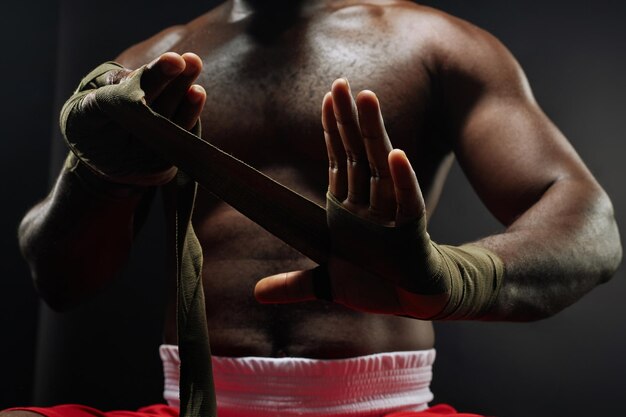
top-left (172, 174), bottom-right (216, 417)
top-left (61, 62), bottom-right (216, 417)
top-left (327, 192), bottom-right (504, 320)
top-left (60, 62), bottom-right (178, 186)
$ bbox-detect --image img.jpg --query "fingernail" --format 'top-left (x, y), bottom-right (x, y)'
top-left (332, 78), bottom-right (349, 91)
top-left (342, 78), bottom-right (351, 92)
top-left (146, 57), bottom-right (159, 70)
top-left (162, 60), bottom-right (182, 76)
top-left (189, 85), bottom-right (204, 103)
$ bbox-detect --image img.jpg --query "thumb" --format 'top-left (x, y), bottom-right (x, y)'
top-left (255, 267), bottom-right (330, 304)
top-left (388, 149), bottom-right (425, 226)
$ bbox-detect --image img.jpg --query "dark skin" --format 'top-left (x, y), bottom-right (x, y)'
top-left (15, 0), bottom-right (622, 377)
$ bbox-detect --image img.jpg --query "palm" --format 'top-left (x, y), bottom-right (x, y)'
top-left (255, 79), bottom-right (451, 319)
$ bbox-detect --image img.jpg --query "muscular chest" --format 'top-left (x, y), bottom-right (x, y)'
top-left (173, 18), bottom-right (436, 168)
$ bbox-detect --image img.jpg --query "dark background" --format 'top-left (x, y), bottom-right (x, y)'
top-left (1, 1), bottom-right (624, 416)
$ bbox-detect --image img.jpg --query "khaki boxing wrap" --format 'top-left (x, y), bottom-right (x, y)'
top-left (171, 173), bottom-right (216, 417)
top-left (327, 192), bottom-right (504, 320)
top-left (64, 152), bottom-right (147, 199)
top-left (61, 62), bottom-right (178, 186)
top-left (60, 63), bottom-right (216, 417)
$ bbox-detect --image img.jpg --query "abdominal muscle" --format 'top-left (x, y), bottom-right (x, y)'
top-left (162, 183), bottom-right (435, 359)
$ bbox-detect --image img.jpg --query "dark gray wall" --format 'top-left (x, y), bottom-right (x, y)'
top-left (1, 1), bottom-right (624, 416)
top-left (0, 1), bottom-right (58, 409)
top-left (1, 0), bottom-right (214, 410)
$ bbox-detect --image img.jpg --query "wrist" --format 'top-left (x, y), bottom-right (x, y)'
top-left (427, 243), bottom-right (505, 321)
top-left (64, 152), bottom-right (150, 200)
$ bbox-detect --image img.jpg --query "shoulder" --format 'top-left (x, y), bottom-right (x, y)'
top-left (397, 4), bottom-right (529, 98)
top-left (363, 3), bottom-right (523, 83)
top-left (114, 6), bottom-right (222, 69)
top-left (115, 25), bottom-right (190, 69)
top-left (370, 2), bottom-right (535, 121)
top-left (336, 2), bottom-right (527, 92)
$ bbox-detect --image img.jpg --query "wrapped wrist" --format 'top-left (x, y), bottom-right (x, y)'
top-left (326, 191), bottom-right (504, 320)
top-left (64, 152), bottom-right (147, 200)
top-left (426, 243), bottom-right (504, 320)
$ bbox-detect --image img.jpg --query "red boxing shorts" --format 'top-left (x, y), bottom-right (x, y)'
top-left (4, 403), bottom-right (485, 417)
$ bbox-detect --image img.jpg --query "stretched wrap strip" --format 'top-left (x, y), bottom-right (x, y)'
top-left (61, 62), bottom-right (330, 264)
top-left (60, 62), bottom-right (505, 416)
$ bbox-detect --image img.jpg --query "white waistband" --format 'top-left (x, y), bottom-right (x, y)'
top-left (160, 344), bottom-right (435, 417)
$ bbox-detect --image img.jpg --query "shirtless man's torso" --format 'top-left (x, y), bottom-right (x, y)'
top-left (123, 1), bottom-right (451, 357)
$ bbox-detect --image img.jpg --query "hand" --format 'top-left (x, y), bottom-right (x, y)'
top-left (255, 79), bottom-right (450, 319)
top-left (137, 52), bottom-right (206, 131)
top-left (63, 52), bottom-right (206, 186)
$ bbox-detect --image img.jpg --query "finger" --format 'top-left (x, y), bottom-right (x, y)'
top-left (388, 149), bottom-right (425, 225)
top-left (331, 79), bottom-right (370, 206)
top-left (254, 266), bottom-right (333, 303)
top-left (151, 53), bottom-right (203, 118)
top-left (140, 52), bottom-right (186, 104)
top-left (172, 85), bottom-right (206, 130)
top-left (356, 90), bottom-right (396, 223)
top-left (322, 92), bottom-right (348, 200)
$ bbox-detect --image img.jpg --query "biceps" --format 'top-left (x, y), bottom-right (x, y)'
top-left (453, 98), bottom-right (595, 225)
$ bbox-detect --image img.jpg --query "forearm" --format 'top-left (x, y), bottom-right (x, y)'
top-left (18, 162), bottom-right (148, 311)
top-left (18, 53), bottom-right (205, 311)
top-left (476, 178), bottom-right (622, 321)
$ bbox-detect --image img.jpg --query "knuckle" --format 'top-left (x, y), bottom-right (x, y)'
top-left (335, 112), bottom-right (358, 127)
top-left (369, 164), bottom-right (390, 180)
top-left (323, 122), bottom-right (339, 134)
top-left (345, 151), bottom-right (362, 166)
top-left (328, 159), bottom-right (341, 172)
top-left (106, 69), bottom-right (131, 85)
